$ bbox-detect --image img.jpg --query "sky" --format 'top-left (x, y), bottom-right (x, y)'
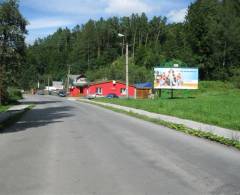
top-left (18, 0), bottom-right (195, 44)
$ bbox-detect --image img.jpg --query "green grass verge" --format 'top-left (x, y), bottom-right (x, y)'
top-left (0, 105), bottom-right (10, 113)
top-left (84, 101), bottom-right (240, 151)
top-left (0, 105), bottom-right (34, 131)
top-left (96, 81), bottom-right (240, 131)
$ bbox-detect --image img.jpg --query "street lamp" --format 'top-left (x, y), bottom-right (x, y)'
top-left (118, 33), bottom-right (125, 56)
top-left (118, 33), bottom-right (124, 37)
top-left (118, 33), bottom-right (129, 99)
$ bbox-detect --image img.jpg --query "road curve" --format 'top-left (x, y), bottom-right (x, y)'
top-left (0, 95), bottom-right (239, 195)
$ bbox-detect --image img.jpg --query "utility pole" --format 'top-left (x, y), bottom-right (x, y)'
top-left (0, 82), bottom-right (2, 105)
top-left (0, 74), bottom-right (2, 105)
top-left (67, 64), bottom-right (71, 94)
top-left (118, 33), bottom-right (129, 99)
top-left (126, 43), bottom-right (129, 99)
top-left (48, 76), bottom-right (50, 95)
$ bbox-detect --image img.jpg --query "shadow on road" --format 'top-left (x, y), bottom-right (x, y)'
top-left (0, 105), bottom-right (74, 134)
top-left (19, 100), bottom-right (62, 105)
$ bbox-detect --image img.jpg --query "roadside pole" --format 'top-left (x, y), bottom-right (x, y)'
top-left (126, 43), bottom-right (129, 99)
top-left (118, 33), bottom-right (129, 99)
top-left (0, 83), bottom-right (1, 105)
top-left (170, 89), bottom-right (173, 99)
top-left (67, 64), bottom-right (71, 94)
top-left (48, 76), bottom-right (50, 95)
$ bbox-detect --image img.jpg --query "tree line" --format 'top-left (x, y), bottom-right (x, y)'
top-left (0, 0), bottom-right (27, 104)
top-left (0, 0), bottom-right (240, 103)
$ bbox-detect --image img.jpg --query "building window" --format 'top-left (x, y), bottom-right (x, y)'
top-left (120, 88), bottom-right (126, 95)
top-left (96, 87), bottom-right (102, 94)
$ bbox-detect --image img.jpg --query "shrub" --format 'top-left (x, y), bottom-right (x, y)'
top-left (229, 68), bottom-right (240, 89)
top-left (7, 87), bottom-right (22, 103)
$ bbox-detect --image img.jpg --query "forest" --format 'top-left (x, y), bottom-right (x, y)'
top-left (1, 0), bottom-right (240, 101)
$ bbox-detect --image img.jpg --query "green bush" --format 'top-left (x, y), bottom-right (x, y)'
top-left (228, 67), bottom-right (240, 89)
top-left (7, 87), bottom-right (23, 103)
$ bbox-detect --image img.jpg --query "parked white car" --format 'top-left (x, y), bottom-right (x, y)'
top-left (87, 93), bottom-right (97, 99)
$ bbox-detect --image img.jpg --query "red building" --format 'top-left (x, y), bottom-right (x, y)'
top-left (84, 80), bottom-right (136, 98)
top-left (68, 71), bottom-right (137, 98)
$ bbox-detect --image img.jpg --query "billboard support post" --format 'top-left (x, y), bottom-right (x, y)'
top-left (170, 89), bottom-right (173, 99)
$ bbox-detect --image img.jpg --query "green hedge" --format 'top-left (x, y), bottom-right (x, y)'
top-left (7, 87), bottom-right (23, 103)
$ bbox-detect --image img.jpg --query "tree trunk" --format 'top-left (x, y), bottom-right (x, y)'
top-left (145, 33), bottom-right (149, 48)
top-left (155, 30), bottom-right (161, 48)
top-left (122, 38), bottom-right (125, 56)
top-left (223, 41), bottom-right (227, 67)
top-left (87, 42), bottom-right (90, 69)
top-left (97, 45), bottom-right (101, 58)
top-left (138, 31), bottom-right (141, 47)
top-left (132, 31), bottom-right (136, 59)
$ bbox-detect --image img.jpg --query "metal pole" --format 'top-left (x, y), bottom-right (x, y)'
top-left (67, 65), bottom-right (70, 94)
top-left (48, 76), bottom-right (50, 95)
top-left (126, 43), bottom-right (129, 99)
top-left (171, 89), bottom-right (173, 99)
top-left (0, 78), bottom-right (2, 105)
top-left (0, 84), bottom-right (2, 105)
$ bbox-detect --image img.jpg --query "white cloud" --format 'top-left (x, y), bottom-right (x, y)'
top-left (21, 0), bottom-right (193, 43)
top-left (27, 18), bottom-right (74, 30)
top-left (167, 8), bottom-right (187, 23)
top-left (104, 0), bottom-right (152, 15)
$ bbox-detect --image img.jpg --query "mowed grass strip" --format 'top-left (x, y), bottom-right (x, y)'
top-left (96, 81), bottom-right (240, 131)
top-left (0, 105), bottom-right (10, 113)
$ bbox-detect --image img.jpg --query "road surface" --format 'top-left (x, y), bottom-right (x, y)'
top-left (0, 95), bottom-right (240, 195)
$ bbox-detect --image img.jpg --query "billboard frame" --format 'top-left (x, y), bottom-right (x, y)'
top-left (153, 67), bottom-right (199, 98)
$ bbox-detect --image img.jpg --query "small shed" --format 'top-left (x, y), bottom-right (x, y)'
top-left (135, 82), bottom-right (152, 99)
top-left (52, 81), bottom-right (64, 90)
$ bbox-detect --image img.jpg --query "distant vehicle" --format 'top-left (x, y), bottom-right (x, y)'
top-left (51, 90), bottom-right (58, 96)
top-left (37, 90), bottom-right (44, 95)
top-left (87, 93), bottom-right (96, 99)
top-left (58, 90), bottom-right (66, 97)
top-left (106, 93), bottom-right (119, 98)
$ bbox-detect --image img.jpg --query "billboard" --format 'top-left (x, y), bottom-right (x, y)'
top-left (154, 68), bottom-right (198, 89)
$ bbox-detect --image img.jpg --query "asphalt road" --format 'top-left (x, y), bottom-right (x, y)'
top-left (0, 95), bottom-right (240, 195)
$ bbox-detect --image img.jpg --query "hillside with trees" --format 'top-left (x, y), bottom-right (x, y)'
top-left (1, 0), bottom-right (240, 92)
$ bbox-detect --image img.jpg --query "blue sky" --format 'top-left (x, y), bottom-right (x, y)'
top-left (18, 0), bottom-right (195, 44)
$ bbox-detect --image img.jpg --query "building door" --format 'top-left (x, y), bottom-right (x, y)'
top-left (79, 87), bottom-right (84, 96)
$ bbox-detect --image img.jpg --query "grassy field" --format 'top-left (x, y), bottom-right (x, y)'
top-left (96, 81), bottom-right (240, 131)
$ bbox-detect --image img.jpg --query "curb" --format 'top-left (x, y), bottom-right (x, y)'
top-left (0, 105), bottom-right (32, 129)
top-left (79, 99), bottom-right (240, 142)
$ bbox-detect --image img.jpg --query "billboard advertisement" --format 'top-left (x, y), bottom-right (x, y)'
top-left (154, 68), bottom-right (198, 89)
